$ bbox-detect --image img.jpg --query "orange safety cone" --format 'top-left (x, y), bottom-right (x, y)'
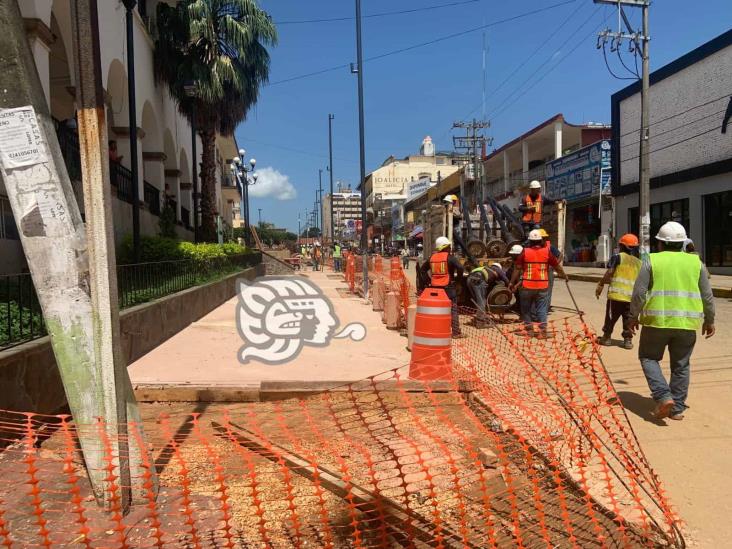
top-left (409, 288), bottom-right (453, 381)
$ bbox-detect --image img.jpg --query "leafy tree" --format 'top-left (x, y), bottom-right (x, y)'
top-left (154, 0), bottom-right (277, 241)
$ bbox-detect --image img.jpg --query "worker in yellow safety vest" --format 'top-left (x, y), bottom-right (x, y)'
top-left (628, 222), bottom-right (716, 421)
top-left (595, 233), bottom-right (641, 349)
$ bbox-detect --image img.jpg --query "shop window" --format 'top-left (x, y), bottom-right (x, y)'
top-left (704, 190), bottom-right (732, 267)
top-left (1, 196), bottom-right (19, 240)
top-left (629, 198), bottom-right (689, 244)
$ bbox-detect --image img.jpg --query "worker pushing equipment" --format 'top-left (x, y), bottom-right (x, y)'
top-left (466, 262), bottom-right (509, 328)
top-left (629, 221), bottom-right (715, 421)
top-left (420, 236), bottom-right (465, 338)
top-left (595, 233), bottom-right (641, 349)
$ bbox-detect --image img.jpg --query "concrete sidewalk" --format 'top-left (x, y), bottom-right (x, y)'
top-left (565, 265), bottom-right (732, 298)
top-left (128, 269), bottom-right (410, 387)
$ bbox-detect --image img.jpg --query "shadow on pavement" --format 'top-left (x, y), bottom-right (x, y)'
top-left (617, 391), bottom-right (668, 426)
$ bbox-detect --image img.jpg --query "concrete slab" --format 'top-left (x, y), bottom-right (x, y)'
top-left (128, 270), bottom-right (410, 386)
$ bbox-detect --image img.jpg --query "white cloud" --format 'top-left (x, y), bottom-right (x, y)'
top-left (248, 167), bottom-right (297, 200)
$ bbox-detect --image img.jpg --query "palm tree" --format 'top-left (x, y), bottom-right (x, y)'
top-left (154, 0), bottom-right (276, 241)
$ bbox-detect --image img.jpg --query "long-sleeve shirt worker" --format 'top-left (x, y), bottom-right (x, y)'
top-left (629, 256), bottom-right (715, 325)
top-left (420, 254), bottom-right (464, 288)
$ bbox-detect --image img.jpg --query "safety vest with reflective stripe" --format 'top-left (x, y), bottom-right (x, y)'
top-left (608, 252), bottom-right (641, 302)
top-left (429, 251), bottom-right (450, 287)
top-left (522, 194), bottom-right (542, 224)
top-left (333, 245), bottom-right (341, 258)
top-left (521, 245), bottom-right (551, 290)
top-left (640, 251), bottom-right (704, 330)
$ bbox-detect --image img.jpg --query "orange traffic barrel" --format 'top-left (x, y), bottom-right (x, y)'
top-left (390, 256), bottom-right (401, 283)
top-left (409, 288), bottom-right (453, 381)
top-left (374, 255), bottom-right (383, 274)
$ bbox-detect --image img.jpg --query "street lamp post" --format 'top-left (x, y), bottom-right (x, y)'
top-left (121, 0), bottom-right (141, 259)
top-left (328, 114), bottom-right (335, 243)
top-left (231, 150), bottom-right (257, 246)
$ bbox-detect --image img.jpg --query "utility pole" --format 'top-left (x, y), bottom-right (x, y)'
top-left (353, 0), bottom-right (369, 296)
top-left (0, 0), bottom-right (153, 509)
top-left (318, 169), bottom-right (324, 240)
top-left (328, 114), bottom-right (335, 243)
top-left (258, 207), bottom-right (262, 228)
top-left (452, 119), bottom-right (491, 206)
top-left (595, 0), bottom-right (650, 253)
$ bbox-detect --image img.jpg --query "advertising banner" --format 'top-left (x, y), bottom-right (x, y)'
top-left (545, 140), bottom-right (611, 202)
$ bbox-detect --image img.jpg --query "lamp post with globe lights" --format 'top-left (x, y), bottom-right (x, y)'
top-left (230, 149), bottom-right (257, 245)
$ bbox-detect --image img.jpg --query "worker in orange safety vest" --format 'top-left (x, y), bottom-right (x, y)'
top-left (420, 236), bottom-right (465, 337)
top-left (518, 180), bottom-right (561, 235)
top-left (509, 229), bottom-right (567, 335)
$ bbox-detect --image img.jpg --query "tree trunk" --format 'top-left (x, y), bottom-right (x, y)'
top-left (198, 127), bottom-right (218, 242)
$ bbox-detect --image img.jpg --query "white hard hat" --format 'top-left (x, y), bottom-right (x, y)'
top-left (528, 229), bottom-right (543, 241)
top-left (655, 221), bottom-right (687, 242)
top-left (435, 236), bottom-right (451, 250)
top-left (509, 244), bottom-right (524, 255)
top-left (529, 180), bottom-right (542, 190)
top-left (442, 195), bottom-right (455, 203)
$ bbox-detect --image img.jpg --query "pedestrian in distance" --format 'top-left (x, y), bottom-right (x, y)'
top-left (595, 233), bottom-right (641, 349)
top-left (332, 242), bottom-right (342, 272)
top-left (509, 230), bottom-right (567, 336)
top-left (401, 247), bottom-right (410, 270)
top-left (628, 222), bottom-right (715, 421)
top-left (420, 236), bottom-right (465, 338)
top-left (312, 242), bottom-right (322, 272)
top-left (467, 262), bottom-right (509, 328)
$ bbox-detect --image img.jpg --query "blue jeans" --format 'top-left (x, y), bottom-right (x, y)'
top-left (444, 286), bottom-right (461, 336)
top-left (639, 326), bottom-right (696, 415)
top-left (519, 288), bottom-right (549, 331)
top-left (467, 274), bottom-right (488, 322)
top-left (333, 257), bottom-right (342, 272)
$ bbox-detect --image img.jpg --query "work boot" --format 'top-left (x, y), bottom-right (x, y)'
top-left (669, 413), bottom-right (685, 421)
top-left (597, 333), bottom-right (612, 346)
top-left (622, 338), bottom-right (633, 350)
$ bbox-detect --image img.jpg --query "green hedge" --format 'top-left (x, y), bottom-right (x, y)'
top-left (118, 235), bottom-right (251, 264)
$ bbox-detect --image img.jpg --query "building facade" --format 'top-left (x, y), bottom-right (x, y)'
top-left (611, 29), bottom-right (732, 274)
top-left (361, 137), bottom-right (462, 247)
top-left (321, 187), bottom-right (362, 244)
top-left (1, 0), bottom-right (238, 273)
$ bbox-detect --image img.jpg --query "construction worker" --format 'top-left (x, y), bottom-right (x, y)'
top-left (420, 236), bottom-right (465, 338)
top-left (332, 242), bottom-right (342, 272)
top-left (505, 244), bottom-right (524, 313)
top-left (595, 233), bottom-right (641, 349)
top-left (467, 262), bottom-right (509, 328)
top-left (538, 228), bottom-right (562, 309)
top-left (509, 229), bottom-right (567, 335)
top-left (518, 180), bottom-right (560, 235)
top-left (312, 242), bottom-right (322, 271)
top-left (628, 222), bottom-right (715, 421)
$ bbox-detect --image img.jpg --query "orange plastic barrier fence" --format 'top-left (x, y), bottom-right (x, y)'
top-left (0, 310), bottom-right (683, 547)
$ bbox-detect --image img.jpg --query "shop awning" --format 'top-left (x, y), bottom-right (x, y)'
top-left (408, 225), bottom-right (423, 239)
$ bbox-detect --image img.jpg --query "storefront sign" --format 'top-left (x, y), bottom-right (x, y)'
top-left (545, 140), bottom-right (611, 201)
top-left (407, 177), bottom-right (434, 199)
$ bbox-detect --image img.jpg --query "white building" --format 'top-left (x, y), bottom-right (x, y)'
top-left (0, 1), bottom-right (239, 273)
top-left (611, 29), bottom-right (732, 274)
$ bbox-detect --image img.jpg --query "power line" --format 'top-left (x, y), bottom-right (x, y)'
top-left (275, 0), bottom-right (479, 25)
top-left (242, 137), bottom-right (359, 165)
top-left (620, 108), bottom-right (727, 150)
top-left (618, 93), bottom-right (731, 138)
top-left (621, 125), bottom-right (722, 163)
top-left (489, 8), bottom-right (609, 121)
top-left (267, 0), bottom-right (578, 87)
top-left (602, 42), bottom-right (636, 80)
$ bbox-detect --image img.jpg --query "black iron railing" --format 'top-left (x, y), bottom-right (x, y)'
top-left (167, 198), bottom-right (177, 219)
top-left (0, 273), bottom-right (45, 349)
top-left (181, 207), bottom-right (190, 229)
top-left (53, 119), bottom-right (82, 182)
top-left (110, 161), bottom-right (135, 204)
top-left (1, 253), bottom-right (261, 349)
top-left (117, 253), bottom-right (261, 308)
top-left (144, 181), bottom-right (160, 216)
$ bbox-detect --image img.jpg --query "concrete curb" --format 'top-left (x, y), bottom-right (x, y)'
top-left (567, 273), bottom-right (732, 299)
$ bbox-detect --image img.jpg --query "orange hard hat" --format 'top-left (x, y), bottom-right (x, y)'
top-left (619, 233), bottom-right (639, 247)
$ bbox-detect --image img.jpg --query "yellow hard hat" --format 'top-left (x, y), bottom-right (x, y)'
top-left (538, 228), bottom-right (549, 238)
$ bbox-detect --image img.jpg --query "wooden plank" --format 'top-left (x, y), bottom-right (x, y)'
top-left (133, 385), bottom-right (260, 403)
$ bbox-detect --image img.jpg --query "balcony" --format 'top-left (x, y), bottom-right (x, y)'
top-left (144, 181), bottom-right (161, 216)
top-left (181, 207), bottom-right (191, 230)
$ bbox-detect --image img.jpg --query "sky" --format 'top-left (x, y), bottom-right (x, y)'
top-left (235, 0), bottom-right (732, 232)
